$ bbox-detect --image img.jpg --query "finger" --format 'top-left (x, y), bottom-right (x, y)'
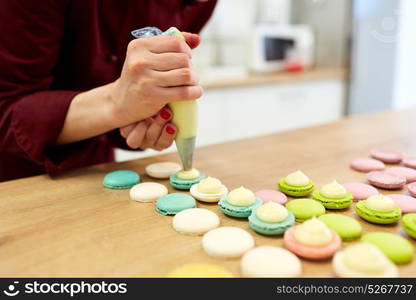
top-left (126, 119), bottom-right (151, 149)
top-left (154, 124), bottom-right (177, 151)
top-left (157, 85), bottom-right (203, 102)
top-left (182, 32), bottom-right (200, 49)
top-left (143, 107), bottom-right (173, 147)
top-left (148, 52), bottom-right (191, 71)
top-left (145, 35), bottom-right (192, 57)
top-left (120, 124), bottom-right (136, 138)
top-left (151, 68), bottom-right (198, 87)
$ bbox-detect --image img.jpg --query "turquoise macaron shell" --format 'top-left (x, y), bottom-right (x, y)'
top-left (169, 173), bottom-right (205, 190)
top-left (102, 170), bottom-right (140, 189)
top-left (156, 193), bottom-right (196, 215)
top-left (218, 197), bottom-right (263, 218)
top-left (249, 211), bottom-right (295, 235)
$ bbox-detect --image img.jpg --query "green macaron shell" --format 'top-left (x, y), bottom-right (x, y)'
top-left (362, 232), bottom-right (414, 264)
top-left (278, 178), bottom-right (314, 197)
top-left (402, 213), bottom-right (416, 239)
top-left (156, 193), bottom-right (196, 215)
top-left (318, 214), bottom-right (362, 241)
top-left (218, 197), bottom-right (263, 218)
top-left (355, 200), bottom-right (401, 224)
top-left (169, 173), bottom-right (205, 190)
top-left (248, 210), bottom-right (295, 235)
top-left (285, 198), bottom-right (325, 222)
top-left (312, 190), bottom-right (353, 209)
top-left (102, 170), bottom-right (140, 189)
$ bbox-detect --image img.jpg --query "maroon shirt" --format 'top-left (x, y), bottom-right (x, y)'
top-left (0, 0), bottom-right (216, 182)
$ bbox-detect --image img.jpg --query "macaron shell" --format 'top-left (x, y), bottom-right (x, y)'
top-left (403, 157), bottom-right (416, 169)
top-left (170, 173), bottom-right (205, 190)
top-left (172, 208), bottom-right (220, 235)
top-left (145, 162), bottom-right (181, 179)
top-left (312, 190), bottom-right (353, 209)
top-left (167, 263), bottom-right (233, 278)
top-left (102, 170), bottom-right (140, 189)
top-left (156, 193), bottom-right (197, 215)
top-left (218, 197), bottom-right (263, 218)
top-left (202, 227), bottom-right (255, 258)
top-left (408, 182), bottom-right (416, 198)
top-left (385, 167), bottom-right (416, 183)
top-left (240, 246), bottom-right (302, 277)
top-left (248, 211), bottom-right (295, 235)
top-left (402, 213), bottom-right (416, 239)
top-left (389, 194), bottom-right (416, 213)
top-left (350, 158), bottom-right (385, 172)
top-left (129, 182), bottom-right (168, 202)
top-left (283, 226), bottom-right (341, 260)
top-left (370, 149), bottom-right (403, 163)
top-left (190, 184), bottom-right (228, 203)
top-left (285, 199), bottom-right (326, 222)
top-left (318, 214), bottom-right (362, 241)
top-left (278, 178), bottom-right (314, 197)
top-left (342, 182), bottom-right (379, 201)
top-left (366, 171), bottom-right (406, 189)
top-left (362, 232), bottom-right (414, 264)
top-left (254, 189), bottom-right (288, 204)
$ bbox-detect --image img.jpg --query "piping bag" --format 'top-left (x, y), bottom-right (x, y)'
top-left (131, 27), bottom-right (197, 171)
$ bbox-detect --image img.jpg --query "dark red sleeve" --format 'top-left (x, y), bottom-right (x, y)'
top-left (0, 0), bottom-right (101, 175)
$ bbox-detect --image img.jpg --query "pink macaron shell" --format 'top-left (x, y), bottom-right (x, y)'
top-left (408, 182), bottom-right (416, 198)
top-left (385, 167), bottom-right (416, 183)
top-left (403, 157), bottom-right (416, 169)
top-left (366, 171), bottom-right (406, 190)
top-left (370, 149), bottom-right (403, 164)
top-left (342, 182), bottom-right (379, 201)
top-left (350, 158), bottom-right (385, 172)
top-left (283, 227), bottom-right (341, 260)
top-left (389, 194), bottom-right (416, 213)
top-left (254, 189), bottom-right (288, 204)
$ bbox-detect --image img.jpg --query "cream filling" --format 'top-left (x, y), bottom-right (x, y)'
top-left (177, 168), bottom-right (200, 180)
top-left (365, 194), bottom-right (396, 212)
top-left (227, 186), bottom-right (256, 206)
top-left (285, 170), bottom-right (310, 187)
top-left (256, 202), bottom-right (288, 223)
top-left (294, 218), bottom-right (332, 246)
top-left (321, 180), bottom-right (347, 198)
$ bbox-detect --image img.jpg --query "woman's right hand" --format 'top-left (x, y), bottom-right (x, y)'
top-left (109, 33), bottom-right (202, 128)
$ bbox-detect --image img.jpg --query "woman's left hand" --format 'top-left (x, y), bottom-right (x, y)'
top-left (120, 106), bottom-right (176, 151)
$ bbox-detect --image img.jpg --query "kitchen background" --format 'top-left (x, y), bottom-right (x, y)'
top-left (117, 0), bottom-right (416, 161)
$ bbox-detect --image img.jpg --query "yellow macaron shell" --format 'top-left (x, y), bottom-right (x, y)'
top-left (177, 168), bottom-right (200, 180)
top-left (294, 217), bottom-right (332, 246)
top-left (321, 180), bottom-right (347, 198)
top-left (256, 202), bottom-right (288, 223)
top-left (365, 194), bottom-right (397, 212)
top-left (197, 177), bottom-right (223, 194)
top-left (343, 243), bottom-right (388, 274)
top-left (285, 170), bottom-right (310, 187)
top-left (227, 187), bottom-right (256, 206)
top-left (167, 263), bottom-right (233, 278)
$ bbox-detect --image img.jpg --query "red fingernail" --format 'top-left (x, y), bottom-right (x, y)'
top-left (166, 125), bottom-right (175, 134)
top-left (160, 109), bottom-right (171, 120)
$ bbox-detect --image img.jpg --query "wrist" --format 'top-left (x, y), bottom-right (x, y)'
top-left (105, 80), bottom-right (125, 129)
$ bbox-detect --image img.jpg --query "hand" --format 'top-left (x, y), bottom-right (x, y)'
top-left (120, 106), bottom-right (177, 150)
top-left (110, 32), bottom-right (202, 128)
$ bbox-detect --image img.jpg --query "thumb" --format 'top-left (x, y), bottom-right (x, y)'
top-left (182, 32), bottom-right (200, 49)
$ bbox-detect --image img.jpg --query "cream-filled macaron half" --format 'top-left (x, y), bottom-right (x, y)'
top-left (256, 202), bottom-right (288, 223)
top-left (145, 162), bottom-right (181, 179)
top-left (226, 187), bottom-right (256, 206)
top-left (365, 194), bottom-right (397, 212)
top-left (285, 170), bottom-right (310, 186)
top-left (176, 168), bottom-right (200, 180)
top-left (294, 217), bottom-right (332, 246)
top-left (129, 182), bottom-right (168, 202)
top-left (333, 243), bottom-right (398, 277)
top-left (190, 177), bottom-right (228, 203)
top-left (172, 208), bottom-right (220, 236)
top-left (321, 181), bottom-right (347, 198)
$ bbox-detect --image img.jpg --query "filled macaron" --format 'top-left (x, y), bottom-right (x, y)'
top-left (218, 187), bottom-right (262, 218)
top-left (402, 213), bottom-right (416, 239)
top-left (355, 194), bottom-right (401, 224)
top-left (248, 202), bottom-right (295, 235)
top-left (312, 180), bottom-right (353, 209)
top-left (169, 168), bottom-right (205, 190)
top-left (283, 218), bottom-right (341, 260)
top-left (190, 176), bottom-right (228, 203)
top-left (278, 170), bottom-right (314, 197)
top-left (333, 243), bottom-right (398, 277)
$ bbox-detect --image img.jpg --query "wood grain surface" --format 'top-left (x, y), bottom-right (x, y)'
top-left (1, 109), bottom-right (415, 277)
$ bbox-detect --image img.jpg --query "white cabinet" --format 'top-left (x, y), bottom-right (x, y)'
top-left (115, 78), bottom-right (345, 161)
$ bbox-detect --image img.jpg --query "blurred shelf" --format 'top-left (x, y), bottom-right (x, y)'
top-left (201, 68), bottom-right (347, 90)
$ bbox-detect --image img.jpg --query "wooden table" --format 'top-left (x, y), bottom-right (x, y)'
top-left (1, 109), bottom-right (416, 277)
